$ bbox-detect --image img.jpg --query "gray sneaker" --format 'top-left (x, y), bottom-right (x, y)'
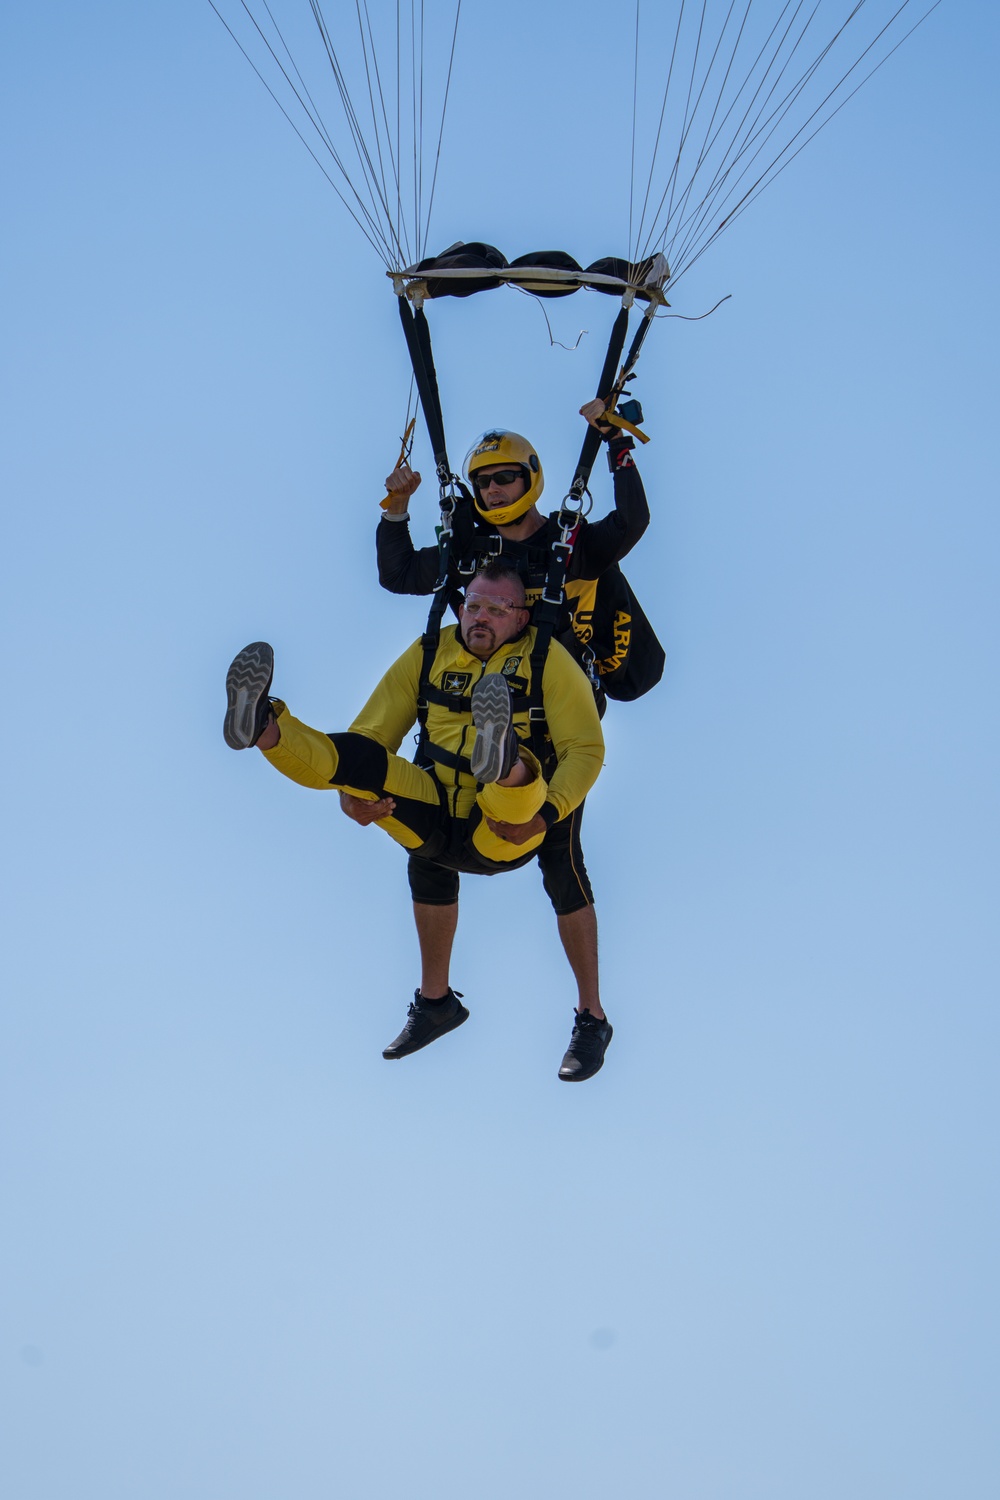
top-left (470, 674), bottom-right (520, 783)
top-left (224, 641), bottom-right (275, 749)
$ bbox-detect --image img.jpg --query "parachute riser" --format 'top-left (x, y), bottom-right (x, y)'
top-left (395, 294), bottom-right (463, 617)
top-left (605, 291), bottom-right (665, 413)
top-left (567, 301), bottom-right (632, 500)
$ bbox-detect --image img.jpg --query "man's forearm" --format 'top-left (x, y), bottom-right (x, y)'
top-left (376, 517), bottom-right (440, 595)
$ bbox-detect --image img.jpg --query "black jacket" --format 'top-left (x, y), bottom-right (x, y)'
top-left (376, 441), bottom-right (650, 642)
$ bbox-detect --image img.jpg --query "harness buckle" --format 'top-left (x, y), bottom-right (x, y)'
top-left (581, 646), bottom-right (600, 689)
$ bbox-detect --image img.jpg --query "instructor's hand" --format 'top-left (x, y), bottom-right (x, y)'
top-left (486, 811), bottom-right (547, 846)
top-left (340, 791), bottom-right (395, 826)
top-left (579, 398), bottom-right (614, 436)
top-left (383, 463), bottom-right (422, 514)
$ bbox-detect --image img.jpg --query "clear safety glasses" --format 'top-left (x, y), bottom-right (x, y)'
top-left (462, 594), bottom-right (524, 620)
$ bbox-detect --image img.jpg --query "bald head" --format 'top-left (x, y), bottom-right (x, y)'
top-left (471, 560), bottom-right (526, 607)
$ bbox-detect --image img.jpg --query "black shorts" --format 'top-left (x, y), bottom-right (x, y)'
top-left (407, 801), bottom-right (594, 915)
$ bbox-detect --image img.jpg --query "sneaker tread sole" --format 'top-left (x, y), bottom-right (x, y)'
top-left (224, 642), bottom-right (274, 749)
top-left (470, 674), bottom-right (513, 783)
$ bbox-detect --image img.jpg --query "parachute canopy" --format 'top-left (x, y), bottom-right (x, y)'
top-left (395, 245), bottom-right (670, 302)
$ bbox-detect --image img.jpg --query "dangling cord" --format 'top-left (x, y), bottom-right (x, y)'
top-left (379, 411), bottom-right (417, 510)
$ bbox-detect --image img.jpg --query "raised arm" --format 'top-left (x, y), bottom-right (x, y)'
top-left (573, 402), bottom-right (651, 575)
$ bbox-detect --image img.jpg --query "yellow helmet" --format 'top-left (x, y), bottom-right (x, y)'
top-left (464, 429), bottom-right (544, 527)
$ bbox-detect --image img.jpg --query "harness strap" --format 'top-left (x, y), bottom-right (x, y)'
top-left (598, 408), bottom-right (650, 444)
top-left (396, 296), bottom-right (449, 476)
top-left (396, 294), bottom-right (465, 766)
top-left (568, 303), bottom-right (631, 502)
top-left (422, 742), bottom-right (474, 777)
top-left (419, 683), bottom-right (533, 715)
top-left (601, 297), bottom-right (662, 421)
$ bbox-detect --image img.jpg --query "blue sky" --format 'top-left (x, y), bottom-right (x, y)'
top-left (3, 3), bottom-right (998, 1497)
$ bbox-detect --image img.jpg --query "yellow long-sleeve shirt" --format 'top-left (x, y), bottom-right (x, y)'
top-left (349, 625), bottom-right (605, 822)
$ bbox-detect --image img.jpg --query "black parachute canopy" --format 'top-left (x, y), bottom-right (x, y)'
top-left (398, 243), bottom-right (668, 301)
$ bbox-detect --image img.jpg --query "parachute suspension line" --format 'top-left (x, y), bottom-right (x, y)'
top-left (418, 0), bottom-right (426, 260)
top-left (355, 0), bottom-right (408, 265)
top-left (411, 0), bottom-right (420, 264)
top-left (633, 0), bottom-right (716, 267)
top-left (638, 0), bottom-right (750, 270)
top-left (622, 0), bottom-right (938, 288)
top-left (240, 0), bottom-right (399, 264)
top-left (631, 0), bottom-right (690, 265)
top-left (308, 0), bottom-right (409, 266)
top-left (404, 372), bottom-right (417, 435)
top-left (258, 0), bottom-right (339, 158)
top-left (664, 0), bottom-right (717, 248)
top-left (666, 0), bottom-right (857, 274)
top-left (650, 0), bottom-right (760, 270)
top-left (665, 0), bottom-right (941, 285)
top-left (395, 1), bottom-right (402, 263)
top-left (420, 0), bottom-right (462, 263)
top-left (207, 1), bottom-right (394, 264)
top-left (650, 0), bottom-right (822, 274)
top-left (628, 0), bottom-right (640, 262)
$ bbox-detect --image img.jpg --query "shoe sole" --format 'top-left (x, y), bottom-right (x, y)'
top-left (470, 674), bottom-right (513, 783)
top-left (224, 641), bottom-right (274, 749)
top-left (382, 1005), bottom-right (470, 1060)
top-left (558, 1022), bottom-right (613, 1082)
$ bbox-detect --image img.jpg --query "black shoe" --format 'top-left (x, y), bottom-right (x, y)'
top-left (558, 1009), bottom-right (613, 1082)
top-left (224, 641), bottom-right (275, 749)
top-left (470, 674), bottom-right (519, 783)
top-left (382, 989), bottom-right (469, 1060)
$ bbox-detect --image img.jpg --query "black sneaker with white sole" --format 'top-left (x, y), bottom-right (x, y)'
top-left (382, 989), bottom-right (469, 1060)
top-left (224, 641), bottom-right (275, 749)
top-left (470, 673), bottom-right (520, 784)
top-left (558, 1009), bottom-right (613, 1082)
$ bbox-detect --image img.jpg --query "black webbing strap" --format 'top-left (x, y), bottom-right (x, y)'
top-left (526, 529), bottom-right (575, 765)
top-left (568, 302), bottom-right (631, 501)
top-left (523, 301), bottom-right (632, 761)
top-left (419, 683), bottom-right (533, 715)
top-left (397, 295), bottom-right (463, 762)
top-left (422, 742), bottom-right (474, 777)
top-left (610, 300), bottom-right (658, 407)
top-left (396, 296), bottom-right (450, 478)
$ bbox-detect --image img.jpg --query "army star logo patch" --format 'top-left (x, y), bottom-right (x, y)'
top-left (443, 671), bottom-right (472, 694)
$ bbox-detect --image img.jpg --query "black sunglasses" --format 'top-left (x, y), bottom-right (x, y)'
top-left (472, 468), bottom-right (526, 491)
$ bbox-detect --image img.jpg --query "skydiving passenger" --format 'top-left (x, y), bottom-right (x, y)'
top-left (340, 401), bottom-right (649, 1074)
top-left (224, 561), bottom-right (614, 1083)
